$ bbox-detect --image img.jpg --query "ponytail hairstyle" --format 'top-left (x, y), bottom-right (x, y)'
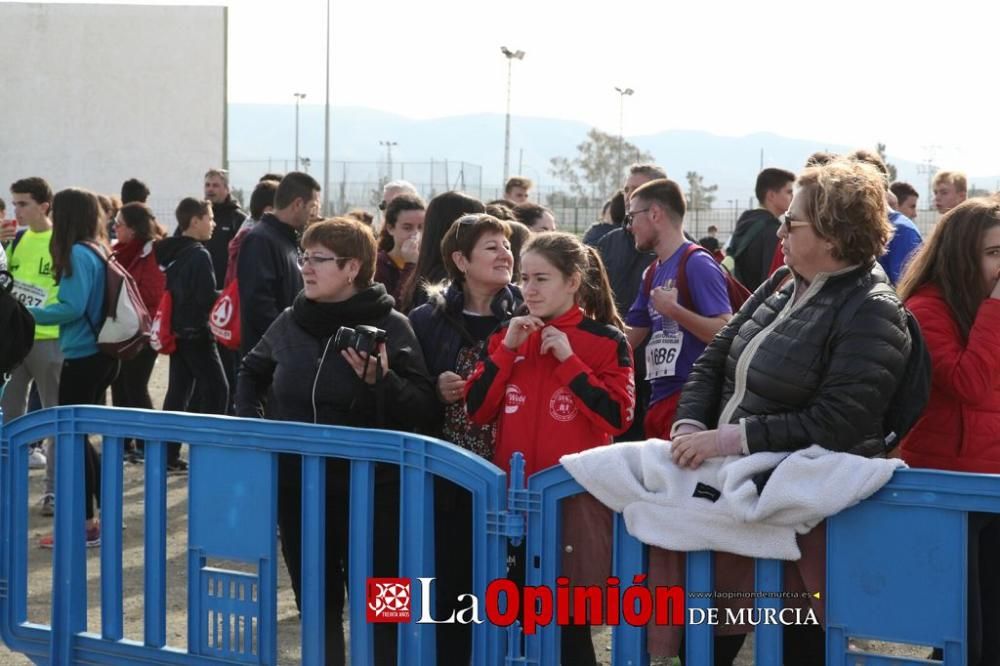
top-left (118, 202), bottom-right (167, 242)
top-left (522, 231), bottom-right (624, 330)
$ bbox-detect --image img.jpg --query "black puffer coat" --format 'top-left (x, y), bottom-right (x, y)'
top-left (674, 263), bottom-right (910, 457)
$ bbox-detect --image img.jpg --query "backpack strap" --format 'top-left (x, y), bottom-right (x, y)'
top-left (9, 228), bottom-right (27, 256)
top-left (674, 243), bottom-right (709, 310)
top-left (641, 257), bottom-right (659, 298)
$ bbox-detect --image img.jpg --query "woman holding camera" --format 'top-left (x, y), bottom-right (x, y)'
top-left (236, 217), bottom-right (436, 666)
top-left (465, 231), bottom-right (635, 665)
top-left (408, 213), bottom-right (522, 663)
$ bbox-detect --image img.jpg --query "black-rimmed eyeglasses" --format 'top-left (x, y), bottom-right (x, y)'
top-left (298, 253), bottom-right (352, 268)
top-left (624, 208), bottom-right (651, 228)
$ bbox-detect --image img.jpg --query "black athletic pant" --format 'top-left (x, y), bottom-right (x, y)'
top-left (59, 353), bottom-right (118, 521)
top-left (162, 337), bottom-right (228, 464)
top-left (111, 345), bottom-right (158, 450)
top-left (276, 459), bottom-right (401, 666)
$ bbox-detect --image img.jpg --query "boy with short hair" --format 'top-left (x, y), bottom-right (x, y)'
top-left (154, 198), bottom-right (229, 473)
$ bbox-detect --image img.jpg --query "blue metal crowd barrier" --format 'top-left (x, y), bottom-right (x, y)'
top-left (0, 406), bottom-right (996, 665)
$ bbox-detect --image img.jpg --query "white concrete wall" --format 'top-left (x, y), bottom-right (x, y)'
top-left (0, 3), bottom-right (226, 222)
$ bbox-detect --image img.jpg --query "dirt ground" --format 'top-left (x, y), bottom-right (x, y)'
top-left (0, 356), bottom-right (923, 665)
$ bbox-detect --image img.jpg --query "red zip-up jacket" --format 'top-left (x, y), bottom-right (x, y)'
top-left (900, 284), bottom-right (1000, 473)
top-left (466, 306), bottom-right (635, 477)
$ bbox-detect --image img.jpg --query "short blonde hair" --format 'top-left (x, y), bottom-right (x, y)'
top-left (504, 176), bottom-right (533, 193)
top-left (933, 170), bottom-right (967, 193)
top-left (795, 160), bottom-right (893, 266)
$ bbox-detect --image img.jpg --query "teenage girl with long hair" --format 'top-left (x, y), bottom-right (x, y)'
top-left (466, 231), bottom-right (635, 665)
top-left (897, 197), bottom-right (1000, 666)
top-left (30, 188), bottom-right (117, 548)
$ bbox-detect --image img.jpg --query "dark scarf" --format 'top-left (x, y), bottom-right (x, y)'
top-left (291, 283), bottom-right (395, 339)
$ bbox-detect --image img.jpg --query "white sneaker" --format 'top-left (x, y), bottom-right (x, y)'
top-left (28, 449), bottom-right (47, 469)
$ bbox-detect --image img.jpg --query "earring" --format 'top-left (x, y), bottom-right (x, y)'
top-left (347, 275), bottom-right (354, 284)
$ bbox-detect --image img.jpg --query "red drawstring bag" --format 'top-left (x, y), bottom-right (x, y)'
top-left (209, 279), bottom-right (241, 350)
top-left (149, 291), bottom-right (177, 355)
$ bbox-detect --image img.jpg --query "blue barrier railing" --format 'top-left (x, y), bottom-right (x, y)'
top-left (1, 406), bottom-right (996, 665)
top-left (0, 406), bottom-right (509, 665)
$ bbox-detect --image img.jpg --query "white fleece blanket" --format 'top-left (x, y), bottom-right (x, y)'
top-left (560, 440), bottom-right (905, 561)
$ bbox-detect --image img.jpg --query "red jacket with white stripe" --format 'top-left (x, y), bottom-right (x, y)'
top-left (465, 307), bottom-right (635, 477)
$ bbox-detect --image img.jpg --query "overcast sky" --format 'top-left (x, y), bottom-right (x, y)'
top-left (34, 0), bottom-right (1000, 174)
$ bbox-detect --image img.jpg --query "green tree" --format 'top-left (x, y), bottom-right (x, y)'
top-left (685, 171), bottom-right (718, 211)
top-left (549, 128), bottom-right (654, 204)
top-left (877, 143), bottom-right (898, 182)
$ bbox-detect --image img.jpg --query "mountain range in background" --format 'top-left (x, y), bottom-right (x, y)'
top-left (229, 104), bottom-right (1000, 208)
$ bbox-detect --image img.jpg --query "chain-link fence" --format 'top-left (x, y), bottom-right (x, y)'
top-left (228, 160), bottom-right (483, 215)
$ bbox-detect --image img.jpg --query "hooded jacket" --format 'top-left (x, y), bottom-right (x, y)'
top-left (465, 306), bottom-right (635, 476)
top-left (113, 238), bottom-right (165, 314)
top-left (408, 282), bottom-right (522, 435)
top-left (900, 285), bottom-right (1000, 473)
top-left (155, 236), bottom-right (218, 339)
top-left (674, 264), bottom-right (910, 458)
top-left (728, 209), bottom-right (781, 291)
top-left (235, 283), bottom-right (436, 432)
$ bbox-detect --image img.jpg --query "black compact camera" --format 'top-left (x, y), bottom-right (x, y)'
top-left (333, 325), bottom-right (387, 355)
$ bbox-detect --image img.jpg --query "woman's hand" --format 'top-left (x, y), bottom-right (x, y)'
top-left (400, 236), bottom-right (421, 264)
top-left (503, 315), bottom-right (545, 350)
top-left (671, 425), bottom-right (742, 469)
top-left (539, 326), bottom-right (573, 362)
top-left (437, 370), bottom-right (467, 404)
top-left (342, 343), bottom-right (390, 385)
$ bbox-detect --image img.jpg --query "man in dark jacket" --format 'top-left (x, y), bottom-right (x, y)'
top-left (203, 169), bottom-right (248, 288)
top-left (156, 198), bottom-right (228, 472)
top-left (728, 168), bottom-right (795, 291)
top-left (237, 172), bottom-right (320, 357)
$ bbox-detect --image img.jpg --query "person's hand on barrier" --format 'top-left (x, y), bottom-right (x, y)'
top-left (671, 424), bottom-right (742, 469)
top-left (342, 342), bottom-right (389, 385)
top-left (539, 326), bottom-right (573, 362)
top-left (438, 370), bottom-right (467, 404)
top-left (504, 315), bottom-right (545, 351)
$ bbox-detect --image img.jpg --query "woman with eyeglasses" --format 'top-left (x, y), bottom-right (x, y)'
top-left (407, 213), bottom-right (522, 664)
top-left (110, 203), bottom-right (167, 462)
top-left (465, 231), bottom-right (635, 666)
top-left (896, 199), bottom-right (1000, 666)
top-left (659, 160), bottom-right (912, 664)
top-left (236, 217), bottom-right (436, 666)
top-left (399, 191), bottom-right (486, 312)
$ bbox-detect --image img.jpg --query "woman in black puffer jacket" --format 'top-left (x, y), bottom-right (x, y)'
top-left (236, 217), bottom-right (435, 666)
top-left (665, 160), bottom-right (912, 666)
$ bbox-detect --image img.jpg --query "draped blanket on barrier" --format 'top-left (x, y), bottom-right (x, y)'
top-left (560, 440), bottom-right (905, 560)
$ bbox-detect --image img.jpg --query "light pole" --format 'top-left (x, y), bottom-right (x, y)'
top-left (379, 140), bottom-right (398, 181)
top-left (322, 0), bottom-right (331, 215)
top-left (501, 46), bottom-right (525, 186)
top-left (293, 92), bottom-right (306, 171)
top-left (614, 87), bottom-right (634, 185)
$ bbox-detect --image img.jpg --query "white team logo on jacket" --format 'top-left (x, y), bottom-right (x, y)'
top-left (549, 387), bottom-right (578, 422)
top-left (505, 385), bottom-right (526, 414)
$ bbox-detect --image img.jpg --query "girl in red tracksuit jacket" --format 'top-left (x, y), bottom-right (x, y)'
top-left (466, 231), bottom-right (635, 666)
top-left (896, 198), bottom-right (1000, 666)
